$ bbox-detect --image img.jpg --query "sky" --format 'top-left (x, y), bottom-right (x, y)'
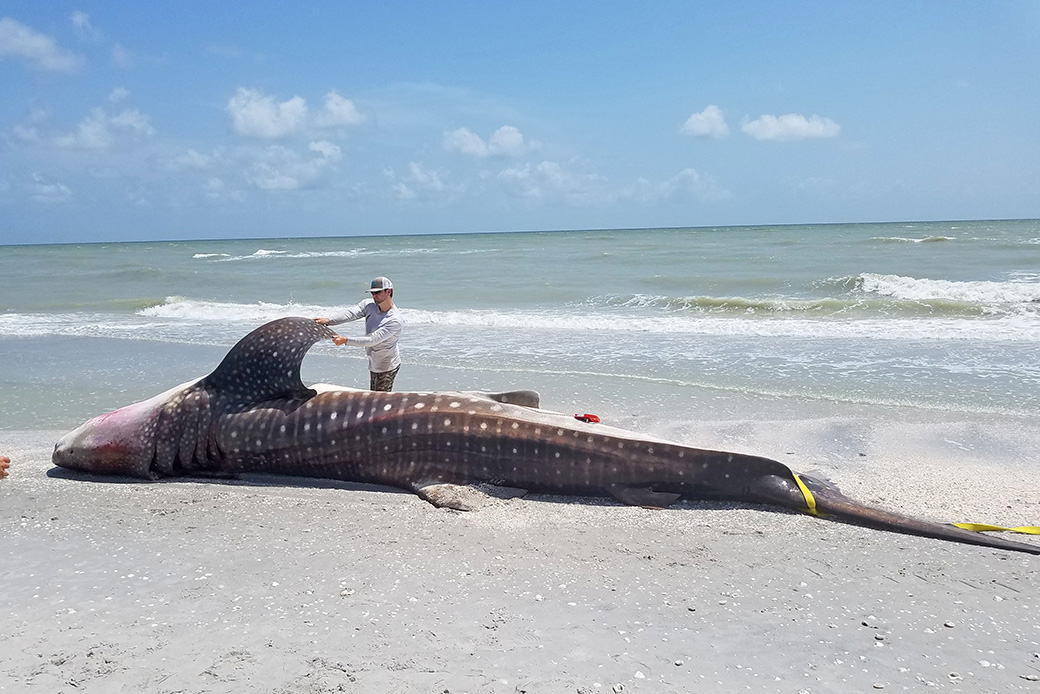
top-left (1, 1), bottom-right (1039, 244)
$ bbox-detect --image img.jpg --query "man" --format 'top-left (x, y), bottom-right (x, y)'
top-left (314, 276), bottom-right (403, 391)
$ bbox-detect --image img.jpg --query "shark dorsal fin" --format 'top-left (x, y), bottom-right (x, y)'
top-left (204, 317), bottom-right (335, 406)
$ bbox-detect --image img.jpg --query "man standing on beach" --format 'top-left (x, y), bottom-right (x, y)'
top-left (314, 276), bottom-right (403, 392)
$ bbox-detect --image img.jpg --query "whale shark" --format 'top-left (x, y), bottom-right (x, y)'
top-left (53, 317), bottom-right (1039, 555)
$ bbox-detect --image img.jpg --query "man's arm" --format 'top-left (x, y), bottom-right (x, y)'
top-left (315, 300), bottom-right (368, 326)
top-left (344, 315), bottom-right (402, 347)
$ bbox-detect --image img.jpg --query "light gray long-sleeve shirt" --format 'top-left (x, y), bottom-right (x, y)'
top-left (328, 299), bottom-right (403, 373)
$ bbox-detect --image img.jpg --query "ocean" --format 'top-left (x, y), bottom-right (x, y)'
top-left (2, 220), bottom-right (1039, 436)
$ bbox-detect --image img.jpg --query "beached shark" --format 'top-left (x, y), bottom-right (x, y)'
top-left (53, 317), bottom-right (1039, 555)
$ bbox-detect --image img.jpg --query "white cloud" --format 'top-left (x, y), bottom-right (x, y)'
top-left (388, 161), bottom-right (453, 200)
top-left (10, 107), bottom-right (49, 143)
top-left (741, 113), bottom-right (841, 141)
top-left (227, 88), bottom-right (365, 138)
top-left (444, 128), bottom-right (488, 156)
top-left (444, 125), bottom-right (537, 157)
top-left (51, 108), bottom-right (113, 149)
top-left (169, 149), bottom-right (212, 170)
top-left (406, 162), bottom-right (445, 189)
top-left (487, 126), bottom-right (531, 156)
top-left (109, 109), bottom-right (154, 136)
top-left (166, 141), bottom-right (340, 193)
top-left (249, 166), bottom-right (299, 190)
top-left (227, 88), bottom-right (308, 138)
top-left (202, 176), bottom-right (245, 202)
top-left (308, 140), bottom-right (342, 159)
top-left (0, 17), bottom-right (83, 72)
top-left (204, 177), bottom-right (230, 200)
top-left (111, 43), bottom-right (133, 69)
top-left (28, 173), bottom-right (72, 203)
top-left (668, 168), bottom-right (731, 202)
top-left (12, 101), bottom-right (155, 150)
top-left (313, 91), bottom-right (365, 128)
top-left (386, 163), bottom-right (463, 203)
top-left (70, 11), bottom-right (98, 40)
top-left (244, 143), bottom-right (340, 191)
top-left (625, 168), bottom-right (732, 203)
top-left (49, 107), bottom-right (156, 150)
top-left (497, 160), bottom-right (604, 202)
top-left (680, 105), bottom-right (729, 138)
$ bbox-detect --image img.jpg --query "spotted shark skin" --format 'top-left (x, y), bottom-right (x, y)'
top-left (53, 317), bottom-right (1039, 555)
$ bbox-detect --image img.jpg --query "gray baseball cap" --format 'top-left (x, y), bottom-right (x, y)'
top-left (367, 276), bottom-right (393, 292)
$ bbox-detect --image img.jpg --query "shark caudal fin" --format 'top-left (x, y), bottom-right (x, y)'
top-left (794, 473), bottom-right (1040, 555)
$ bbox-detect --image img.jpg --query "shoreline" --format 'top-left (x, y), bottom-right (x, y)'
top-left (3, 330), bottom-right (1040, 430)
top-left (3, 409), bottom-right (1039, 692)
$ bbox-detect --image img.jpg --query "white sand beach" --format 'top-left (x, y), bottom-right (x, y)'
top-left (2, 406), bottom-right (1038, 693)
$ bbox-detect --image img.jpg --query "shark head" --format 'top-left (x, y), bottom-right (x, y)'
top-left (52, 385), bottom-right (180, 477)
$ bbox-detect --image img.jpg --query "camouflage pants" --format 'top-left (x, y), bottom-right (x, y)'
top-left (369, 365), bottom-right (400, 392)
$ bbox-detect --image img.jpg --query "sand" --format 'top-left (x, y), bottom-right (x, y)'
top-left (2, 409), bottom-right (1039, 693)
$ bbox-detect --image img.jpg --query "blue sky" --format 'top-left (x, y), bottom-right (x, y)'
top-left (2, 1), bottom-right (1038, 244)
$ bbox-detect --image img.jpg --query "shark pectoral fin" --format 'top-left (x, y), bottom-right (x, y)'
top-left (465, 390), bottom-right (541, 408)
top-left (413, 482), bottom-right (479, 511)
top-left (414, 482), bottom-right (527, 510)
top-left (609, 486), bottom-right (682, 509)
top-left (486, 390), bottom-right (540, 408)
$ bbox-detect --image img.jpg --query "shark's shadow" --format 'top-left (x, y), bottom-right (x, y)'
top-left (47, 465), bottom-right (407, 495)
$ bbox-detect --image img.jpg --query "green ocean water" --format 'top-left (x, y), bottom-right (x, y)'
top-left (2, 220), bottom-right (1039, 430)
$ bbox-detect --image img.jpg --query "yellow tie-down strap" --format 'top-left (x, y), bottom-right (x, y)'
top-left (952, 522), bottom-right (1040, 535)
top-left (792, 474), bottom-right (818, 516)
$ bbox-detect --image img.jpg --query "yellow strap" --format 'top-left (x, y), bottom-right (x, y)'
top-left (952, 522), bottom-right (1040, 535)
top-left (792, 473), bottom-right (818, 515)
